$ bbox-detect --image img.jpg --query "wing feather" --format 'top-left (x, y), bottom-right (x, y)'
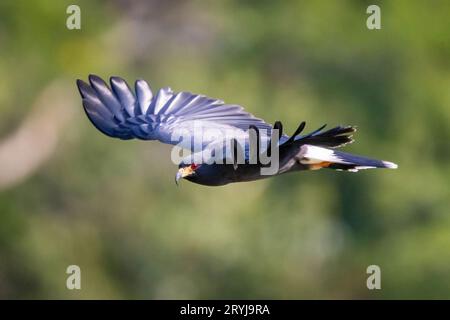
top-left (135, 80), bottom-right (153, 115)
top-left (77, 75), bottom-right (272, 150)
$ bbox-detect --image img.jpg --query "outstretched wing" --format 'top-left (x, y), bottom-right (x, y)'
top-left (77, 75), bottom-right (272, 150)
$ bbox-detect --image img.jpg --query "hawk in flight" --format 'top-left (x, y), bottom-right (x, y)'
top-left (77, 75), bottom-right (397, 186)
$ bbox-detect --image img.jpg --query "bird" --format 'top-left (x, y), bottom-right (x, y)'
top-left (76, 75), bottom-right (397, 186)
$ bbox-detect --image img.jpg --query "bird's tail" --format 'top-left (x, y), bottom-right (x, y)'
top-left (300, 145), bottom-right (398, 172)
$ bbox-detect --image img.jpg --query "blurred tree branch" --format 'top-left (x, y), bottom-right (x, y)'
top-left (0, 80), bottom-right (74, 191)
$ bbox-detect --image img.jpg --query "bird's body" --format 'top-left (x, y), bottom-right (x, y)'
top-left (77, 75), bottom-right (397, 186)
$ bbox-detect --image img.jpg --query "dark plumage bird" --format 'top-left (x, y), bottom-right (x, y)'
top-left (77, 75), bottom-right (397, 186)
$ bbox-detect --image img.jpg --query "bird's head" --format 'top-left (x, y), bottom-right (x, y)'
top-left (175, 163), bottom-right (201, 185)
top-left (175, 162), bottom-right (233, 186)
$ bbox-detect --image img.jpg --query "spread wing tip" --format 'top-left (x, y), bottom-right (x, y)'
top-left (77, 75), bottom-right (273, 146)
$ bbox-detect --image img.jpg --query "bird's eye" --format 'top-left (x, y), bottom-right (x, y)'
top-left (190, 163), bottom-right (199, 170)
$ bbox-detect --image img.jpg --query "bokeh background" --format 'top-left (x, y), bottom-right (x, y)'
top-left (0, 0), bottom-right (449, 299)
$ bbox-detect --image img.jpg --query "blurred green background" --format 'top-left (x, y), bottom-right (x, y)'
top-left (0, 0), bottom-right (449, 299)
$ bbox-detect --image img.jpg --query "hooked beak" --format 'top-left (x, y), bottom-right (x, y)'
top-left (175, 166), bottom-right (197, 186)
top-left (175, 170), bottom-right (183, 186)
